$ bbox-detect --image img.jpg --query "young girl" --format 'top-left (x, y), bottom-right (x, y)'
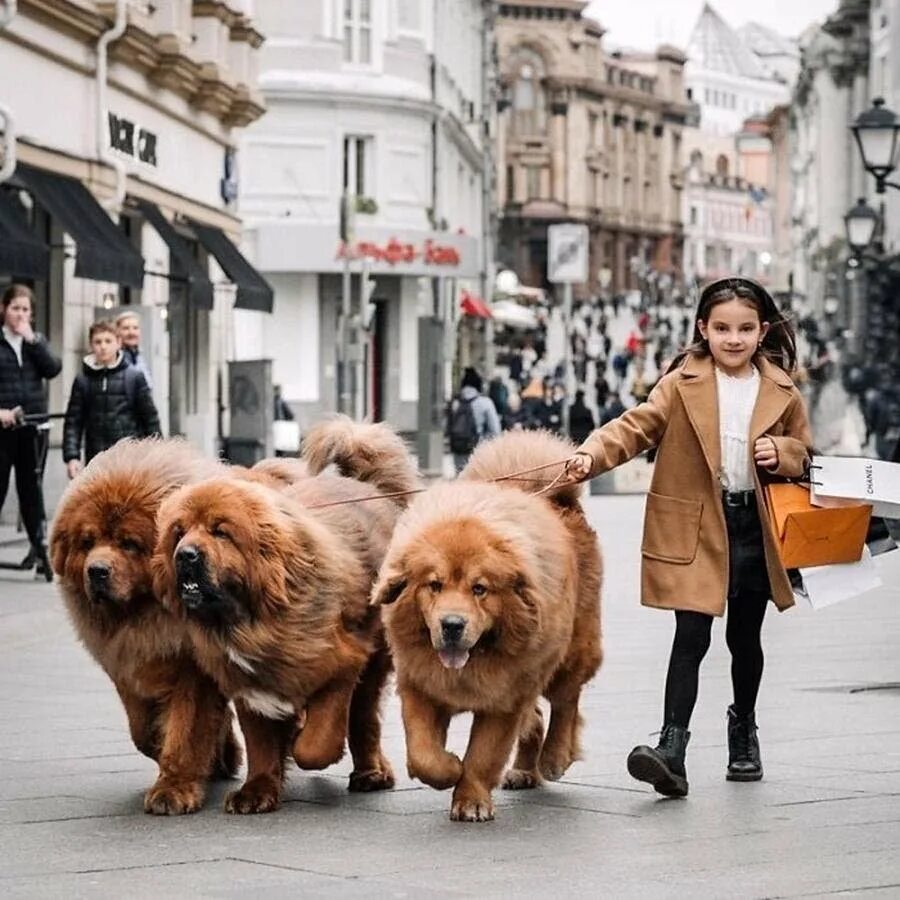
top-left (566, 277), bottom-right (812, 797)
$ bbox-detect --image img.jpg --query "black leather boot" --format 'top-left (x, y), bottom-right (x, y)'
top-left (727, 705), bottom-right (762, 782)
top-left (627, 724), bottom-right (690, 797)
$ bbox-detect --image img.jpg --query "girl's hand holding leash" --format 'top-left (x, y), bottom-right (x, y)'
top-left (565, 451), bottom-right (593, 483)
top-left (754, 437), bottom-right (779, 470)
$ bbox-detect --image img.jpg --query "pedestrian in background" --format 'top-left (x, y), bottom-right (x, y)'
top-left (63, 319), bottom-right (161, 478)
top-left (115, 310), bottom-right (153, 391)
top-left (566, 276), bottom-right (811, 798)
top-left (447, 367), bottom-right (501, 474)
top-left (0, 284), bottom-right (61, 579)
top-left (568, 389), bottom-right (595, 445)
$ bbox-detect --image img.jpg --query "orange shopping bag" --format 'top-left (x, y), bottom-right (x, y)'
top-left (764, 482), bottom-right (872, 569)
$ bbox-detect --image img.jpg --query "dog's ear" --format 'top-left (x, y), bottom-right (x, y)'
top-left (371, 559), bottom-right (408, 606)
top-left (48, 522), bottom-right (68, 577)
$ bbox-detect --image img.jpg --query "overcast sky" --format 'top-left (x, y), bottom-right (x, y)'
top-left (584, 0), bottom-right (841, 50)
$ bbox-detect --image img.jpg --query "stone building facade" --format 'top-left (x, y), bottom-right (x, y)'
top-left (0, 0), bottom-right (269, 506)
top-left (495, 0), bottom-right (693, 296)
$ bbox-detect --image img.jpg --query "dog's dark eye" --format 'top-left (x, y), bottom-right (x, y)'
top-left (211, 524), bottom-right (229, 540)
top-left (472, 583), bottom-right (487, 598)
top-left (120, 538), bottom-right (142, 554)
top-left (79, 535), bottom-right (95, 552)
top-left (429, 579), bottom-right (442, 594)
top-left (171, 524), bottom-right (184, 542)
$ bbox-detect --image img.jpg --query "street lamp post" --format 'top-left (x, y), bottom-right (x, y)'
top-left (850, 98), bottom-right (900, 194)
top-left (846, 99), bottom-right (900, 459)
top-left (844, 197), bottom-right (881, 255)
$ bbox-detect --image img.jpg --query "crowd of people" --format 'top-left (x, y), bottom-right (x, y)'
top-left (0, 284), bottom-right (160, 578)
top-left (451, 287), bottom-right (855, 466)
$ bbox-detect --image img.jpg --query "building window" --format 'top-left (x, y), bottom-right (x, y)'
top-left (690, 205), bottom-right (698, 226)
top-left (526, 166), bottom-right (542, 200)
top-left (343, 135), bottom-right (371, 197)
top-left (716, 154), bottom-right (729, 177)
top-left (510, 47), bottom-right (547, 134)
top-left (343, 0), bottom-right (372, 65)
top-left (588, 112), bottom-right (598, 148)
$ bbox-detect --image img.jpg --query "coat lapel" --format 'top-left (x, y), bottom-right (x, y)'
top-left (750, 357), bottom-right (795, 440)
top-left (675, 355), bottom-right (721, 477)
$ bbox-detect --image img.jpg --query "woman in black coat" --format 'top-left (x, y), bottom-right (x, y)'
top-left (568, 389), bottom-right (596, 445)
top-left (0, 285), bottom-right (62, 577)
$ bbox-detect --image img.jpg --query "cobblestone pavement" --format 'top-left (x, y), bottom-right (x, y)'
top-left (1, 495), bottom-right (898, 898)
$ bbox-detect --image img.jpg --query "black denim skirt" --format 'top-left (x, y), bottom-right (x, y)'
top-left (722, 493), bottom-right (772, 599)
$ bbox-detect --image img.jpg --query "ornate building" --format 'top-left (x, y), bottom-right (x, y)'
top-left (0, 0), bottom-right (269, 489)
top-left (495, 0), bottom-right (693, 296)
top-left (791, 0), bottom-right (870, 328)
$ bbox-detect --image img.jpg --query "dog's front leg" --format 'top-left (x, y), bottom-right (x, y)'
top-left (115, 684), bottom-right (161, 761)
top-left (225, 701), bottom-right (294, 814)
top-left (451, 709), bottom-right (522, 823)
top-left (399, 683), bottom-right (462, 790)
top-left (144, 671), bottom-right (228, 815)
top-left (292, 676), bottom-right (356, 770)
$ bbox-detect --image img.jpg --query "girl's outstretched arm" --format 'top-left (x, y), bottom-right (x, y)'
top-left (575, 376), bottom-right (674, 480)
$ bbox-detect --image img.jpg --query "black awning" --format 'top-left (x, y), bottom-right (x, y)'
top-left (189, 220), bottom-right (273, 313)
top-left (135, 200), bottom-right (214, 310)
top-left (0, 188), bottom-right (49, 280)
top-left (16, 163), bottom-right (144, 287)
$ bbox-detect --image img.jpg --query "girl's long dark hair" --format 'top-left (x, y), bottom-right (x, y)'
top-left (667, 277), bottom-right (797, 375)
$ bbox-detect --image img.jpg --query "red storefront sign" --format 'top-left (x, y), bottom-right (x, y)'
top-left (336, 237), bottom-right (461, 268)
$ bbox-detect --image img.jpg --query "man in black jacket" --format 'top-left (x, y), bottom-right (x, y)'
top-left (0, 285), bottom-right (62, 579)
top-left (63, 320), bottom-right (161, 478)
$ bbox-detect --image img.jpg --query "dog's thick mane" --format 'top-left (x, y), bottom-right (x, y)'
top-left (460, 429), bottom-right (583, 508)
top-left (384, 481), bottom-right (571, 603)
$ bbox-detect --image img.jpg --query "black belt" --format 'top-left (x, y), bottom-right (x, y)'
top-left (722, 489), bottom-right (756, 508)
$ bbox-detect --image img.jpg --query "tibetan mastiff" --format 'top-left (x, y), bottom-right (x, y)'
top-left (152, 417), bottom-right (420, 814)
top-left (50, 439), bottom-right (241, 815)
top-left (372, 430), bottom-right (602, 822)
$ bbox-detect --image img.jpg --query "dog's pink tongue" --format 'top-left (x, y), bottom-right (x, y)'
top-left (438, 648), bottom-right (470, 670)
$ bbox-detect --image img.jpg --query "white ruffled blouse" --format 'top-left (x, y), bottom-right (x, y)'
top-left (715, 365), bottom-right (760, 492)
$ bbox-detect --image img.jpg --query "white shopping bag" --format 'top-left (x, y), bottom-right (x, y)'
top-left (796, 546), bottom-right (882, 610)
top-left (810, 455), bottom-right (900, 519)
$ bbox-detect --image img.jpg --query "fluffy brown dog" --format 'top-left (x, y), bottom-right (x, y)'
top-left (50, 439), bottom-right (241, 815)
top-left (152, 417), bottom-right (420, 813)
top-left (372, 430), bottom-right (602, 822)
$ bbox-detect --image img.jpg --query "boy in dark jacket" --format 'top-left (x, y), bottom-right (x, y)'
top-left (63, 320), bottom-right (161, 478)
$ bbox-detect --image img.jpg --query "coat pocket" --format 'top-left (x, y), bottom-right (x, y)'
top-left (641, 492), bottom-right (703, 564)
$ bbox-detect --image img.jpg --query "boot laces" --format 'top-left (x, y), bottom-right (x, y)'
top-left (729, 716), bottom-right (755, 758)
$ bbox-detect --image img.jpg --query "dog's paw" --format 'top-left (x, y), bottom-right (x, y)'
top-left (539, 751), bottom-right (575, 782)
top-left (502, 767), bottom-right (541, 790)
top-left (408, 751), bottom-right (463, 790)
top-left (349, 761), bottom-right (395, 793)
top-left (144, 779), bottom-right (204, 816)
top-left (224, 777), bottom-right (281, 815)
top-left (450, 794), bottom-right (495, 823)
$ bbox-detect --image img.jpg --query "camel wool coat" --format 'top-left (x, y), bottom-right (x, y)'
top-left (578, 354), bottom-right (813, 616)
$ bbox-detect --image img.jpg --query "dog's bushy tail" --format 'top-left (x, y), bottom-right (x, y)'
top-left (459, 429), bottom-right (582, 508)
top-left (302, 415), bottom-right (421, 506)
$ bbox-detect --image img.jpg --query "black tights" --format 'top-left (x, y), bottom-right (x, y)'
top-left (663, 592), bottom-right (769, 729)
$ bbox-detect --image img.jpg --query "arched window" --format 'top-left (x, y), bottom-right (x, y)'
top-left (510, 47), bottom-right (547, 135)
top-left (690, 149), bottom-right (703, 169)
top-left (716, 154), bottom-right (729, 177)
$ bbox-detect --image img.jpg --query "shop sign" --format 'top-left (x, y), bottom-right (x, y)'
top-left (337, 237), bottom-right (462, 268)
top-left (108, 113), bottom-right (158, 167)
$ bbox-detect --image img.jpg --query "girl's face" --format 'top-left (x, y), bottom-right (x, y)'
top-left (698, 298), bottom-right (769, 376)
top-left (3, 296), bottom-right (32, 331)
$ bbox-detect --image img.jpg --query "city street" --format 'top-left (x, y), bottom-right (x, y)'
top-left (1, 494), bottom-right (898, 898)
